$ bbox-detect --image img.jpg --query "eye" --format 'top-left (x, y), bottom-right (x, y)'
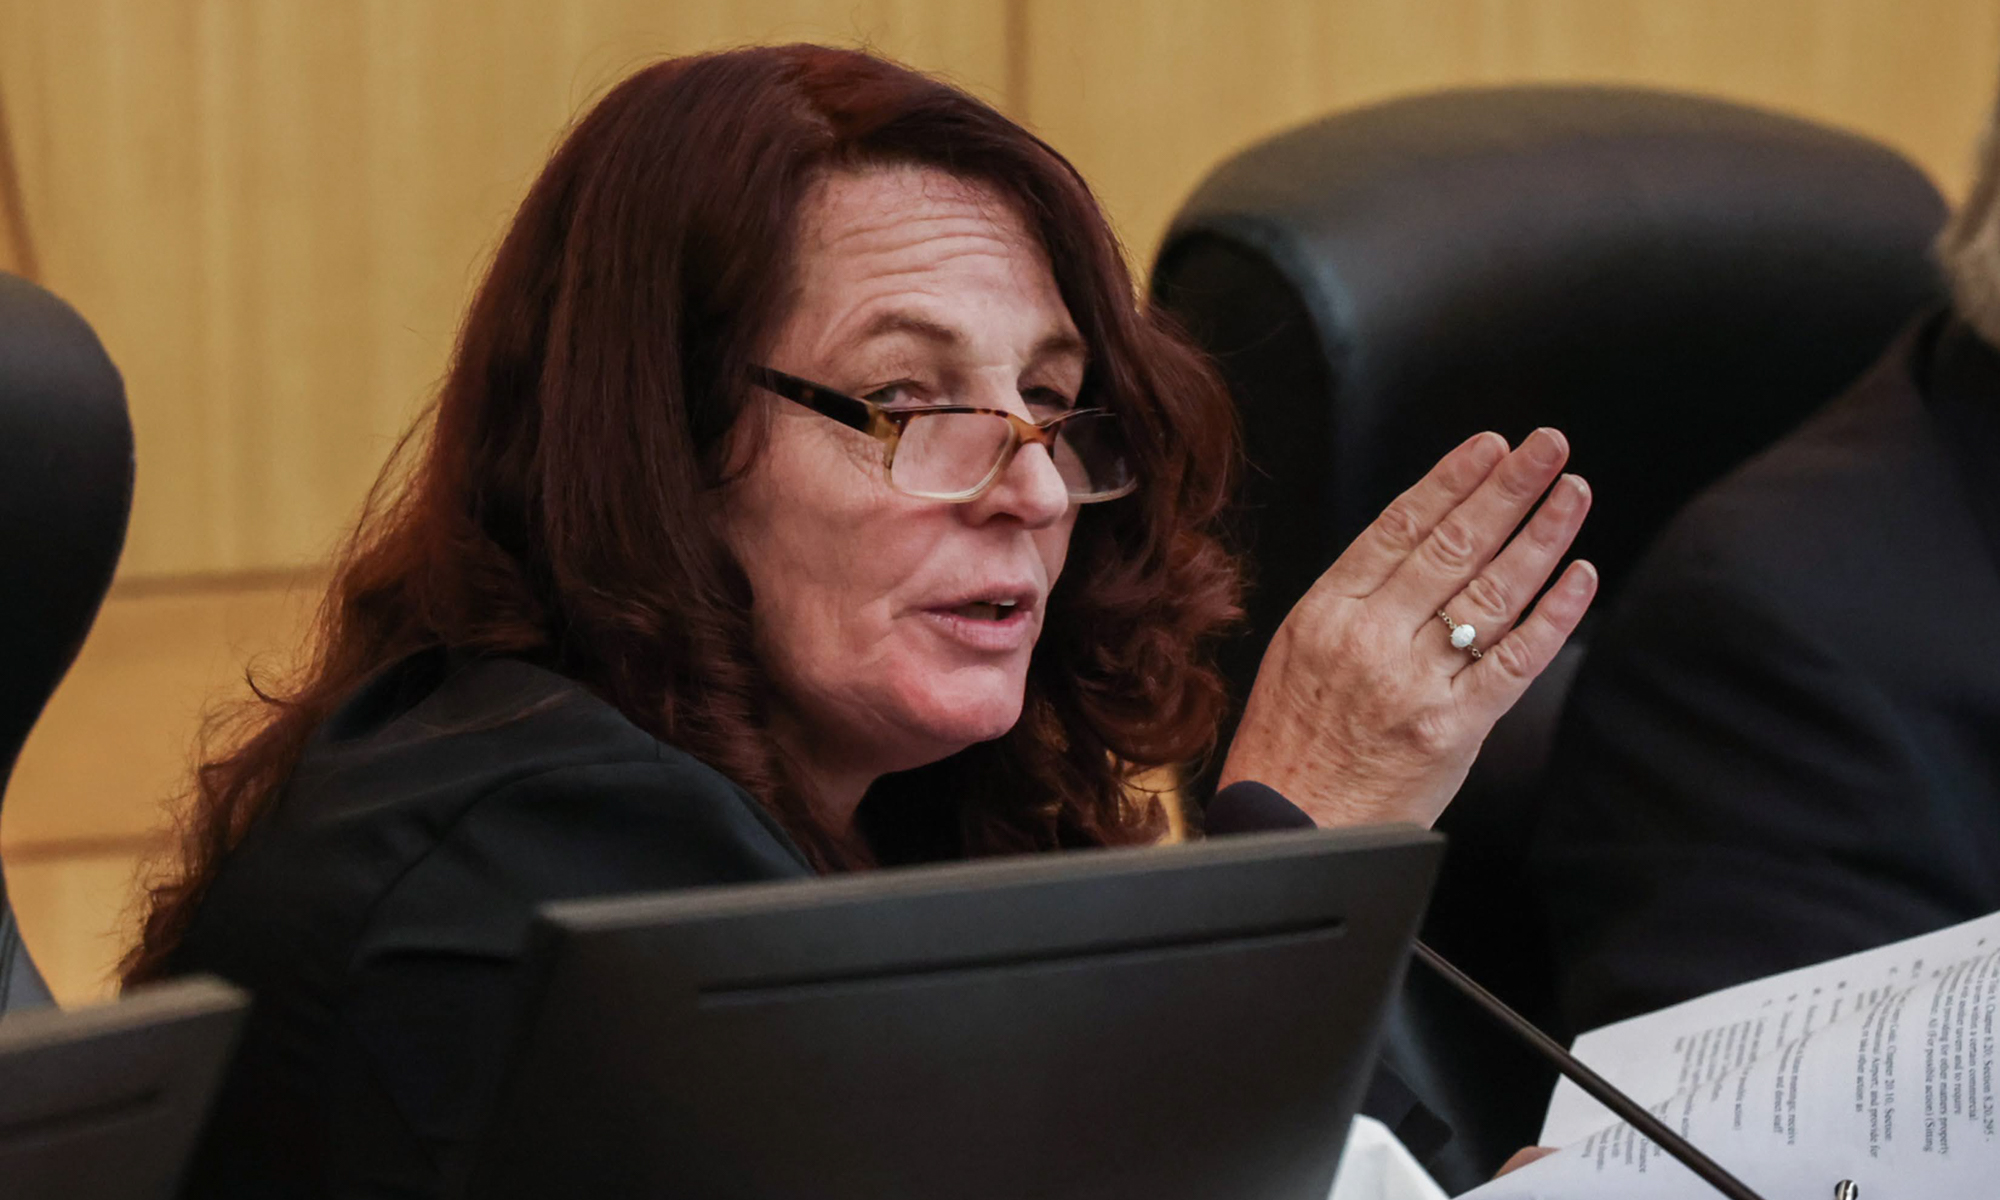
top-left (1023, 386), bottom-right (1074, 417)
top-left (863, 381), bottom-right (929, 410)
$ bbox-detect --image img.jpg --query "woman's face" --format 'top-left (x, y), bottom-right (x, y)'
top-left (722, 165), bottom-right (1085, 811)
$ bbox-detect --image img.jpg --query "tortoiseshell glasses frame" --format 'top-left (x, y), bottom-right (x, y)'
top-left (747, 366), bottom-right (1138, 504)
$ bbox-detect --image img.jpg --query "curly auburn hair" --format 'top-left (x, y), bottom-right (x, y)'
top-left (124, 44), bottom-right (1242, 985)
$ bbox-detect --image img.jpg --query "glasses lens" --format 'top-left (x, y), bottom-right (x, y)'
top-left (890, 409), bottom-right (1137, 501)
top-left (1051, 411), bottom-right (1135, 499)
top-left (892, 412), bottom-right (1015, 498)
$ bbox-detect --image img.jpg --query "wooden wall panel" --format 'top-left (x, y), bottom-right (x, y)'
top-left (0, 576), bottom-right (318, 1004)
top-left (8, 850), bottom-right (144, 1004)
top-left (0, 576), bottom-right (319, 853)
top-left (0, 77), bottom-right (28, 278)
top-left (1023, 0), bottom-right (2000, 265)
top-left (0, 0), bottom-right (1009, 580)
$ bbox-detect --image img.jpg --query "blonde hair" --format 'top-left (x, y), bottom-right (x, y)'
top-left (1938, 86), bottom-right (2000, 347)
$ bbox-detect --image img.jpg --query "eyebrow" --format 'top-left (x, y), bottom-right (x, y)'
top-left (855, 310), bottom-right (1089, 366)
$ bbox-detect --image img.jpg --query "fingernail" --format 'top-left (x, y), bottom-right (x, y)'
top-left (1464, 430), bottom-right (1506, 464)
top-left (1564, 473), bottom-right (1590, 503)
top-left (1530, 428), bottom-right (1568, 467)
top-left (1566, 560), bottom-right (1598, 594)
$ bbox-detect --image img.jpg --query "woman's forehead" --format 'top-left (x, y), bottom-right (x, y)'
top-left (784, 166), bottom-right (1078, 365)
top-left (800, 165), bottom-right (1034, 259)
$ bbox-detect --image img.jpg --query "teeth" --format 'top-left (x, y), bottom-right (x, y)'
top-left (954, 600), bottom-right (1018, 620)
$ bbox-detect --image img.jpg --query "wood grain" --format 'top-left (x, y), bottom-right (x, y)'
top-left (7, 848), bottom-right (142, 1004)
top-left (0, 573), bottom-right (318, 1003)
top-left (0, 574), bottom-right (319, 855)
top-left (0, 69), bottom-right (32, 279)
top-left (1023, 0), bottom-right (2000, 264)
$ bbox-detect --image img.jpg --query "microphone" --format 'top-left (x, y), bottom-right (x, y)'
top-left (1204, 782), bottom-right (1770, 1200)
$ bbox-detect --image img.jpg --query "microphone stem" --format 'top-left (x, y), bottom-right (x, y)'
top-left (1412, 940), bottom-right (1770, 1200)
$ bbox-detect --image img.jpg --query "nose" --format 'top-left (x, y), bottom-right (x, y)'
top-left (963, 435), bottom-right (1071, 529)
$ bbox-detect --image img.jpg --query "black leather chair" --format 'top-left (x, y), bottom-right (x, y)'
top-left (0, 273), bottom-right (134, 1014)
top-left (1151, 86), bottom-right (1946, 1188)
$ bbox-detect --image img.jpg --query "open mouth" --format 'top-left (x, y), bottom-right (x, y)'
top-left (950, 600), bottom-right (1020, 621)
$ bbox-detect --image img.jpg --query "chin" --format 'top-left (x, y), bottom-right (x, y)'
top-left (893, 677), bottom-right (1027, 759)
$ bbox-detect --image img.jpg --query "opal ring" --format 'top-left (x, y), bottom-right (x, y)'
top-left (1437, 610), bottom-right (1483, 660)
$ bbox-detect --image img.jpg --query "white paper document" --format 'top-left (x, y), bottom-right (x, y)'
top-left (1464, 909), bottom-right (2000, 1198)
top-left (1327, 1116), bottom-right (1449, 1200)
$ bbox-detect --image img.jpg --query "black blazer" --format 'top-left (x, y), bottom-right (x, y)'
top-left (170, 651), bottom-right (814, 1197)
top-left (1532, 311), bottom-right (2000, 1034)
top-left (171, 650), bottom-right (1444, 1197)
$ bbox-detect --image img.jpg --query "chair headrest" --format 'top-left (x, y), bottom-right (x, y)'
top-left (1153, 85), bottom-right (1947, 607)
top-left (0, 273), bottom-right (133, 786)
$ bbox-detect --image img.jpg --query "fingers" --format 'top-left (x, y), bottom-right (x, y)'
top-left (1455, 559), bottom-right (1598, 716)
top-left (1495, 1148), bottom-right (1559, 1179)
top-left (1314, 431), bottom-right (1508, 599)
top-left (1430, 474), bottom-right (1592, 670)
top-left (1376, 427), bottom-right (1572, 616)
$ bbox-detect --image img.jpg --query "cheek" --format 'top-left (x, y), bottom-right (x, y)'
top-left (1036, 511), bottom-right (1080, 583)
top-left (763, 518), bottom-right (934, 662)
top-left (727, 447), bottom-right (931, 678)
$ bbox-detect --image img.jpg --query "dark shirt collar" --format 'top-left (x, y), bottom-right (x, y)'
top-left (1922, 313), bottom-right (2000, 577)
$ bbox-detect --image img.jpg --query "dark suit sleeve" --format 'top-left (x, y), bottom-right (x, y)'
top-left (1533, 552), bottom-right (1945, 1034)
top-left (324, 758), bottom-right (810, 1197)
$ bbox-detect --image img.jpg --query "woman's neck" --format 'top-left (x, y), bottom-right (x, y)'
top-left (799, 763), bottom-right (875, 835)
top-left (768, 714), bottom-right (879, 837)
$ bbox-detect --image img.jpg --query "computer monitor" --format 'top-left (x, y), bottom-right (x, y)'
top-left (470, 825), bottom-right (1442, 1200)
top-left (0, 976), bottom-right (246, 1200)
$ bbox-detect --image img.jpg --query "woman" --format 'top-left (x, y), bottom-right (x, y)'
top-left (129, 45), bottom-right (1596, 1196)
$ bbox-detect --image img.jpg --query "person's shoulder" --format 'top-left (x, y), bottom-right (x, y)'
top-left (311, 651), bottom-right (664, 770)
top-left (324, 657), bottom-right (813, 955)
top-left (176, 653), bottom-right (808, 977)
top-left (311, 650), bottom-right (805, 861)
top-left (1633, 322), bottom-right (1956, 611)
top-left (293, 652), bottom-right (734, 815)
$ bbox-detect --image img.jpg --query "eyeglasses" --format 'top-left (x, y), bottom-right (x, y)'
top-left (747, 366), bottom-right (1138, 504)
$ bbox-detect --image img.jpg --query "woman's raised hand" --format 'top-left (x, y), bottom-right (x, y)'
top-left (1218, 428), bottom-right (1598, 829)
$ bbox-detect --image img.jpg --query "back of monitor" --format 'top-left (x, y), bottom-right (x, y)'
top-left (0, 976), bottom-right (246, 1200)
top-left (473, 826), bottom-right (1441, 1200)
